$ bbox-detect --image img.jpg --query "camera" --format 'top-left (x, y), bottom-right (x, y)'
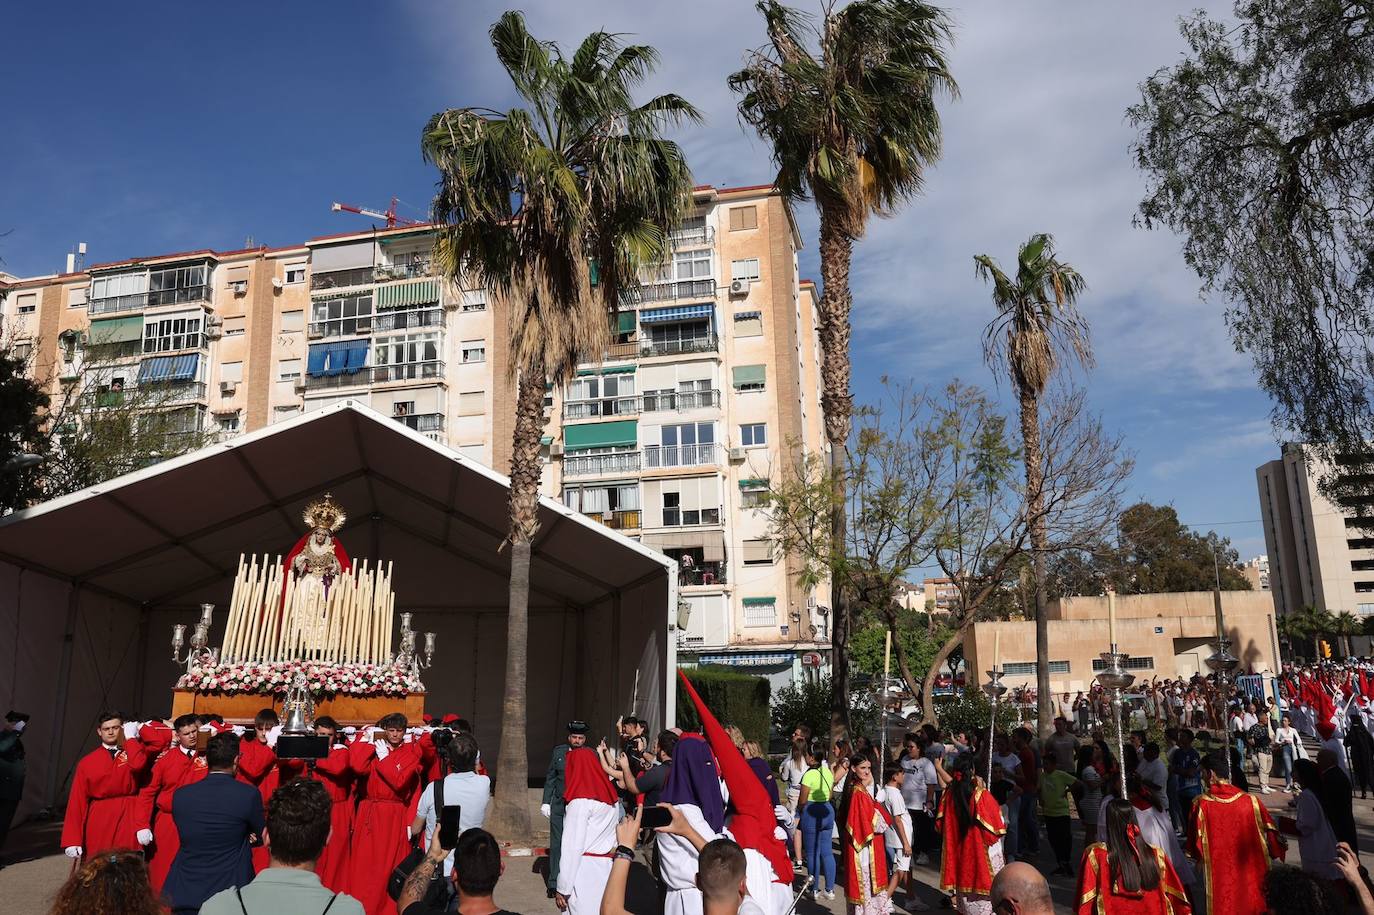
top-left (431, 727), bottom-right (454, 750)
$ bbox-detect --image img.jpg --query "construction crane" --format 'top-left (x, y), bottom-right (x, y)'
top-left (330, 196), bottom-right (423, 228)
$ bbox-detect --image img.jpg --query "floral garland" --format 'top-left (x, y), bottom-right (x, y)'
top-left (176, 659), bottom-right (423, 697)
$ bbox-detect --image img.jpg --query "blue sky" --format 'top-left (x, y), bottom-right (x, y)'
top-left (0, 1), bottom-right (1276, 560)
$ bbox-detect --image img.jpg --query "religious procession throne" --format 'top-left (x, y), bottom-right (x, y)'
top-left (168, 494), bottom-right (436, 725)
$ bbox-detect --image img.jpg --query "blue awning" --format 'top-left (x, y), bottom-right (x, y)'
top-left (308, 340), bottom-right (370, 377)
top-left (639, 303), bottom-right (713, 324)
top-left (694, 651), bottom-right (795, 668)
top-left (138, 353), bottom-right (199, 383)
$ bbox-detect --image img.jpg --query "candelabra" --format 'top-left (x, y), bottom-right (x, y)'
top-left (172, 603), bottom-right (216, 672)
top-left (1095, 647), bottom-right (1135, 797)
top-left (393, 611), bottom-right (436, 687)
top-left (982, 667), bottom-right (1007, 786)
top-left (1205, 635), bottom-right (1240, 779)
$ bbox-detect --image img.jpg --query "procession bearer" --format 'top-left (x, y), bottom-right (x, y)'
top-left (541, 720), bottom-right (589, 898)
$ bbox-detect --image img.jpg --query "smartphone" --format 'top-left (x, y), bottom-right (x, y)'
top-left (438, 804), bottom-right (463, 850)
top-left (639, 805), bottom-right (673, 830)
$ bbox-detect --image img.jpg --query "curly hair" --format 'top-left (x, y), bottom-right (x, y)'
top-left (50, 850), bottom-right (163, 915)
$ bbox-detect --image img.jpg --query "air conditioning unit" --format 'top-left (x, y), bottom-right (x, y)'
top-left (729, 278), bottom-right (751, 296)
top-left (293, 381), bottom-right (307, 394)
top-left (206, 315), bottom-right (223, 339)
top-left (219, 381), bottom-right (237, 396)
top-left (550, 442), bottom-right (564, 457)
top-left (230, 280), bottom-right (248, 295)
top-left (307, 328), bottom-right (325, 340)
top-left (271, 277), bottom-right (284, 290)
top-left (727, 447), bottom-right (746, 461)
top-left (602, 510), bottom-right (615, 522)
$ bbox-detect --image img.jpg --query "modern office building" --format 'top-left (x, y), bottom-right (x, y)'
top-left (0, 183), bottom-right (832, 684)
top-left (1257, 444), bottom-right (1374, 618)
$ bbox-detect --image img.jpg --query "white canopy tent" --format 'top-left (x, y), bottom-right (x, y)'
top-left (0, 402), bottom-right (675, 822)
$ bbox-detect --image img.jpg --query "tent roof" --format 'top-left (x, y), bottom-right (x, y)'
top-left (0, 402), bottom-right (673, 612)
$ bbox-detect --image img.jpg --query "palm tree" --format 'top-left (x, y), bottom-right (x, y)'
top-left (1334, 610), bottom-right (1360, 658)
top-left (974, 234), bottom-right (1089, 738)
top-left (422, 12), bottom-right (697, 838)
top-left (731, 0), bottom-right (956, 736)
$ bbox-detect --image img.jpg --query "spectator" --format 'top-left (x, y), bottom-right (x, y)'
top-left (48, 849), bottom-right (164, 915)
top-left (601, 805), bottom-right (746, 915)
top-left (163, 732), bottom-right (264, 914)
top-left (1274, 714), bottom-right (1304, 792)
top-left (1037, 753), bottom-right (1078, 877)
top-left (1278, 759), bottom-right (1339, 881)
top-left (201, 777), bottom-right (362, 914)
top-left (1345, 715), bottom-right (1374, 800)
top-left (399, 827), bottom-right (518, 915)
top-left (797, 741), bottom-right (836, 899)
top-left (1044, 717), bottom-right (1077, 772)
top-left (1334, 843), bottom-right (1374, 915)
top-left (1316, 748), bottom-right (1360, 854)
top-left (1009, 728), bottom-right (1039, 861)
top-left (1170, 729), bottom-right (1202, 813)
top-left (0, 712), bottom-right (27, 859)
top-left (1262, 864), bottom-right (1342, 915)
top-left (1074, 745), bottom-right (1103, 847)
top-left (410, 732), bottom-right (491, 880)
top-left (899, 734), bottom-right (937, 866)
top-left (989, 862), bottom-right (1054, 915)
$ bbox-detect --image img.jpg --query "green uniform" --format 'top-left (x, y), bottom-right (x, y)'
top-left (543, 743), bottom-right (570, 891)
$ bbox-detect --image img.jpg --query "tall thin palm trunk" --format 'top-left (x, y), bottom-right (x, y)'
top-left (1018, 388), bottom-right (1051, 739)
top-left (818, 211), bottom-right (856, 739)
top-left (489, 353), bottom-right (547, 838)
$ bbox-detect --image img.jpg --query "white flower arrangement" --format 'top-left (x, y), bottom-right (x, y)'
top-left (177, 660), bottom-right (422, 697)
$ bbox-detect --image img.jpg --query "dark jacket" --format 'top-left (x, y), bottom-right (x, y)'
top-left (163, 771), bottom-right (265, 913)
top-left (1319, 764), bottom-right (1359, 853)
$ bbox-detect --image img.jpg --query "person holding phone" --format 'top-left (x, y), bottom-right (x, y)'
top-left (410, 732), bottom-right (490, 880)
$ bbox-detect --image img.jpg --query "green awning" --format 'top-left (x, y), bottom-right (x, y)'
top-left (739, 478), bottom-right (767, 489)
top-left (540, 435), bottom-right (554, 445)
top-left (563, 420), bottom-right (637, 451)
top-left (732, 364), bottom-right (766, 386)
top-left (376, 279), bottom-right (439, 309)
top-left (742, 596), bottom-right (776, 606)
top-left (576, 364), bottom-right (636, 376)
top-left (615, 309), bottom-right (636, 334)
top-left (89, 315), bottom-right (144, 344)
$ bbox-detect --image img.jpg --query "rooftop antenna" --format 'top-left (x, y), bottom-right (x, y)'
top-left (66, 242), bottom-right (88, 274)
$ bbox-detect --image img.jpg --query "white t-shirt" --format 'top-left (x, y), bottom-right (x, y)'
top-left (879, 785), bottom-right (911, 850)
top-left (991, 753), bottom-right (1020, 774)
top-left (899, 756), bottom-right (936, 811)
top-left (779, 757), bottom-right (807, 793)
top-left (414, 771), bottom-right (492, 875)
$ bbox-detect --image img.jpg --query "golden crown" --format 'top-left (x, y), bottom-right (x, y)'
top-left (302, 493), bottom-right (346, 533)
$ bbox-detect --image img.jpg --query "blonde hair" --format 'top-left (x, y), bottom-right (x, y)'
top-left (742, 740), bottom-right (763, 760)
top-left (725, 725), bottom-right (746, 750)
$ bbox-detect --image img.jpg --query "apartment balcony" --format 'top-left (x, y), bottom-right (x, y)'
top-left (311, 266), bottom-right (376, 292)
top-left (393, 412), bottom-right (445, 436)
top-left (304, 370), bottom-right (370, 391)
top-left (373, 307), bottom-right (443, 333)
top-left (640, 334), bottom-right (718, 358)
top-left (562, 450), bottom-right (642, 477)
top-left (670, 225), bottom-right (715, 247)
top-left (679, 563), bottom-right (726, 586)
top-left (143, 334), bottom-right (210, 355)
top-left (582, 509), bottom-right (642, 531)
top-left (643, 442), bottom-right (722, 469)
top-left (629, 279), bottom-right (717, 305)
top-left (78, 381), bottom-right (207, 409)
top-left (374, 260), bottom-right (433, 281)
top-left (642, 389), bottom-right (720, 412)
top-left (564, 396), bottom-right (641, 420)
top-left (372, 361), bottom-right (445, 384)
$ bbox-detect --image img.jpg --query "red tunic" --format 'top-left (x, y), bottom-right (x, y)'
top-left (843, 788), bottom-right (893, 906)
top-left (346, 740), bottom-right (427, 915)
top-left (311, 743), bottom-right (356, 893)
top-left (60, 741), bottom-right (149, 856)
top-left (135, 747), bottom-right (207, 894)
top-left (1186, 782), bottom-right (1283, 915)
top-left (936, 785), bottom-right (1005, 896)
top-left (237, 738), bottom-right (281, 873)
top-left (1075, 843), bottom-right (1192, 915)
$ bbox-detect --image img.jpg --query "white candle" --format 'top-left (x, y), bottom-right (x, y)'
top-left (993, 630), bottom-right (1000, 669)
top-left (1108, 590), bottom-right (1117, 647)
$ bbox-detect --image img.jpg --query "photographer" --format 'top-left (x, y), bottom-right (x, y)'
top-left (398, 827), bottom-right (518, 915)
top-left (0, 712), bottom-right (27, 859)
top-left (410, 733), bottom-right (490, 881)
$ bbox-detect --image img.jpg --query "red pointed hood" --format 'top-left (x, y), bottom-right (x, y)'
top-left (564, 747), bottom-right (617, 805)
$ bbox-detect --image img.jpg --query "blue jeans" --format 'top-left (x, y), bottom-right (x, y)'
top-left (1017, 791), bottom-right (1040, 855)
top-left (1003, 801), bottom-right (1019, 860)
top-left (1276, 745), bottom-right (1294, 788)
top-left (801, 801), bottom-right (836, 892)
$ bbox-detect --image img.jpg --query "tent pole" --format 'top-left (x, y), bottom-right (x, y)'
top-left (46, 584), bottom-right (81, 809)
top-left (612, 592), bottom-right (622, 732)
top-left (666, 574), bottom-right (678, 729)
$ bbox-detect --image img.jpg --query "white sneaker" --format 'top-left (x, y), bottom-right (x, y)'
top-left (825, 890), bottom-right (835, 900)
top-left (1262, 787), bottom-right (1273, 794)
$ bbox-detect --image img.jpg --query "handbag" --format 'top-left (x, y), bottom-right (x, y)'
top-left (388, 776), bottom-right (449, 908)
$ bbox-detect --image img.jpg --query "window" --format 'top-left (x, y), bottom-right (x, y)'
top-left (69, 287), bottom-right (88, 308)
top-left (740, 478), bottom-right (769, 509)
top-left (373, 332), bottom-right (441, 381)
top-left (284, 265), bottom-right (307, 285)
top-left (221, 362), bottom-right (244, 384)
top-left (278, 359), bottom-right (302, 381)
top-left (1047, 660), bottom-right (1071, 674)
top-left (568, 374), bottom-right (635, 401)
top-left (224, 317), bottom-right (246, 336)
top-left (12, 342), bottom-right (31, 362)
top-left (742, 597), bottom-right (776, 627)
top-left (89, 271), bottom-right (149, 310)
top-left (281, 310), bottom-right (305, 333)
top-left (655, 248), bottom-right (712, 283)
top-left (730, 258), bottom-right (761, 282)
top-left (659, 476), bottom-right (721, 527)
top-left (459, 391), bottom-right (484, 416)
top-left (461, 341), bottom-right (486, 363)
top-left (310, 294), bottom-right (373, 337)
top-left (143, 312), bottom-right (205, 353)
top-left (732, 364), bottom-right (766, 392)
top-left (1092, 656), bottom-right (1155, 671)
top-left (217, 415), bottom-right (240, 433)
top-left (148, 264), bottom-right (209, 305)
top-left (16, 294), bottom-right (36, 314)
top-left (1360, 603), bottom-right (1374, 615)
top-left (460, 292), bottom-right (487, 312)
top-left (729, 206), bottom-right (758, 231)
top-left (742, 539), bottom-right (774, 565)
top-left (740, 423), bottom-right (766, 447)
top-left (1003, 662), bottom-right (1037, 676)
top-left (733, 311), bottom-right (763, 337)
top-left (393, 401), bottom-right (416, 416)
top-left (564, 482), bottom-right (641, 515)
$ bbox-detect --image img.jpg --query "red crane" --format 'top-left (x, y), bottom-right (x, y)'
top-left (329, 196), bottom-right (423, 228)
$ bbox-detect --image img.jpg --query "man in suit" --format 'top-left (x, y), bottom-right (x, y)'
top-left (540, 720), bottom-right (587, 898)
top-left (163, 731), bottom-right (265, 914)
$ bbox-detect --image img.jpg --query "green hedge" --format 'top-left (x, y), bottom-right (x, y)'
top-left (677, 666), bottom-right (771, 746)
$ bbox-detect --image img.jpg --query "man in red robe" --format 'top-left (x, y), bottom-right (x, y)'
top-left (345, 712), bottom-right (433, 915)
top-left (60, 711), bottom-right (150, 861)
top-left (135, 714), bottom-right (207, 894)
top-left (237, 708), bottom-right (290, 873)
top-left (1186, 750), bottom-right (1284, 915)
top-left (308, 715), bottom-right (355, 893)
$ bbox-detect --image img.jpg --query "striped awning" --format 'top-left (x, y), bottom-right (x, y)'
top-left (695, 651), bottom-right (794, 668)
top-left (89, 315), bottom-right (144, 344)
top-left (137, 353), bottom-right (199, 383)
top-left (639, 303), bottom-right (713, 324)
top-left (576, 364), bottom-right (636, 376)
top-left (732, 311), bottom-right (762, 321)
top-left (376, 279), bottom-right (440, 310)
top-left (306, 340), bottom-right (370, 377)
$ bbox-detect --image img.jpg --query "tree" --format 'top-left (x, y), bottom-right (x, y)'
top-left (974, 233), bottom-right (1091, 739)
top-left (421, 13), bottom-right (696, 840)
top-left (731, 0), bottom-right (957, 738)
top-left (850, 607), bottom-right (953, 693)
top-left (0, 340), bottom-right (48, 514)
top-left (1128, 1), bottom-right (1374, 507)
top-left (1333, 610), bottom-right (1361, 659)
top-left (1049, 502), bottom-right (1253, 596)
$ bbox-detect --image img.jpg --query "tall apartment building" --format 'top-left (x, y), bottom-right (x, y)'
top-left (0, 183), bottom-right (831, 686)
top-left (1257, 444), bottom-right (1374, 617)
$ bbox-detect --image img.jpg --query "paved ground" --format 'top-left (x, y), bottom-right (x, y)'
top-left (7, 782), bottom-right (1374, 914)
